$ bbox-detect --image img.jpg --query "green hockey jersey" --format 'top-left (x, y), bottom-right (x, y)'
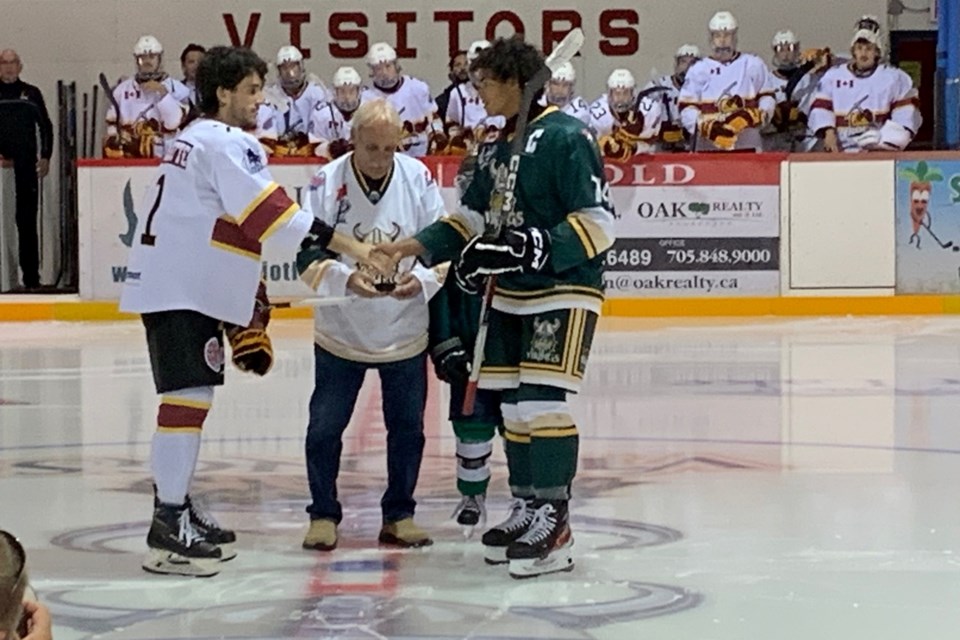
top-left (415, 106), bottom-right (616, 315)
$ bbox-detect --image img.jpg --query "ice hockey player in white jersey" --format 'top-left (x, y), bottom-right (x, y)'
top-left (362, 42), bottom-right (446, 157)
top-left (119, 47), bottom-right (390, 578)
top-left (644, 44), bottom-right (701, 151)
top-left (441, 40), bottom-right (505, 155)
top-left (539, 62), bottom-right (591, 125)
top-left (679, 11), bottom-right (776, 151)
top-left (104, 36), bottom-right (190, 159)
top-left (308, 66), bottom-right (367, 160)
top-left (590, 68), bottom-right (663, 161)
top-left (809, 25), bottom-right (921, 153)
top-left (762, 30), bottom-right (819, 151)
top-left (257, 45), bottom-right (329, 157)
top-left (297, 99), bottom-right (445, 552)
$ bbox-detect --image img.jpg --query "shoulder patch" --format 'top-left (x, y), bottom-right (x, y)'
top-left (243, 147), bottom-right (265, 174)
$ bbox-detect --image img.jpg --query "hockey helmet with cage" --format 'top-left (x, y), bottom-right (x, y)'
top-left (552, 62), bottom-right (576, 84)
top-left (709, 11), bottom-right (738, 32)
top-left (856, 15), bottom-right (882, 33)
top-left (851, 27), bottom-right (884, 56)
top-left (332, 66), bottom-right (362, 111)
top-left (606, 69), bottom-right (636, 112)
top-left (772, 30), bottom-right (799, 49)
top-left (276, 45), bottom-right (305, 91)
top-left (366, 42), bottom-right (398, 67)
top-left (134, 35), bottom-right (163, 56)
top-left (676, 44), bottom-right (701, 59)
top-left (276, 45), bottom-right (304, 66)
top-left (366, 42), bottom-right (400, 89)
top-left (466, 40), bottom-right (491, 64)
top-left (133, 36), bottom-right (164, 82)
top-left (546, 62), bottom-right (576, 107)
top-left (607, 68), bottom-right (636, 90)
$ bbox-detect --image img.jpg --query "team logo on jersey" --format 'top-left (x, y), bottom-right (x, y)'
top-left (308, 172), bottom-right (326, 192)
top-left (244, 148), bottom-right (265, 174)
top-left (527, 317), bottom-right (563, 364)
top-left (203, 337), bottom-right (225, 372)
top-left (335, 184), bottom-right (351, 223)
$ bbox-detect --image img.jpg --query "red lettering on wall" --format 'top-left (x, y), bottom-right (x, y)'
top-left (485, 11), bottom-right (524, 41)
top-left (387, 12), bottom-right (418, 57)
top-left (223, 13), bottom-right (261, 49)
top-left (434, 10), bottom-right (474, 58)
top-left (599, 9), bottom-right (639, 56)
top-left (329, 12), bottom-right (369, 57)
top-left (542, 10), bottom-right (582, 56)
top-left (280, 12), bottom-right (311, 58)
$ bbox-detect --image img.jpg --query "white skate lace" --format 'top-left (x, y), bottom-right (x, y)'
top-left (495, 498), bottom-right (533, 533)
top-left (188, 496), bottom-right (222, 530)
top-left (515, 503), bottom-right (557, 545)
top-left (177, 508), bottom-right (205, 547)
top-left (451, 495), bottom-right (487, 522)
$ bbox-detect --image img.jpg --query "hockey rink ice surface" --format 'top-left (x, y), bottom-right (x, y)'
top-left (3, 315), bottom-right (960, 640)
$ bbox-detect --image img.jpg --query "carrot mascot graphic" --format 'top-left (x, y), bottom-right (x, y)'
top-left (899, 162), bottom-right (956, 251)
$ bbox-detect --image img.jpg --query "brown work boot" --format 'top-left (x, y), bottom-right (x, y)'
top-left (378, 518), bottom-right (433, 548)
top-left (302, 519), bottom-right (338, 551)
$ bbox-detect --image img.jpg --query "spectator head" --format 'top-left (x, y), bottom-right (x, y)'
top-left (468, 36), bottom-right (544, 118)
top-left (771, 30), bottom-right (800, 71)
top-left (606, 68), bottom-right (637, 114)
top-left (276, 45), bottom-right (305, 93)
top-left (366, 42), bottom-right (401, 90)
top-left (545, 61), bottom-right (575, 108)
top-left (350, 98), bottom-right (402, 179)
top-left (0, 49), bottom-right (22, 84)
top-left (448, 50), bottom-right (468, 84)
top-left (180, 44), bottom-right (206, 84)
top-left (708, 11), bottom-right (738, 62)
top-left (196, 46), bottom-right (268, 128)
top-left (332, 66), bottom-right (363, 112)
top-left (133, 35), bottom-right (165, 82)
top-left (674, 44), bottom-right (701, 81)
top-left (0, 530), bottom-right (27, 640)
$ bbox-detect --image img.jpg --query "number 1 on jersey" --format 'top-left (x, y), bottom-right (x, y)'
top-left (141, 174), bottom-right (166, 246)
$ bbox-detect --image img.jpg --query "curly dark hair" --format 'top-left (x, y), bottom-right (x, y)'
top-left (196, 46), bottom-right (268, 116)
top-left (469, 36), bottom-right (545, 86)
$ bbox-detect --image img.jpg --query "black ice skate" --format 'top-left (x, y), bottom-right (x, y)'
top-left (451, 494), bottom-right (487, 538)
top-left (154, 485), bottom-right (237, 560)
top-left (480, 497), bottom-right (535, 565)
top-left (142, 503), bottom-right (222, 578)
top-left (506, 500), bottom-right (574, 579)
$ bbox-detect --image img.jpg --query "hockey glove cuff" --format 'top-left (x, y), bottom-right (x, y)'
top-left (430, 337), bottom-right (471, 383)
top-left (226, 327), bottom-right (274, 376)
top-left (458, 227), bottom-right (552, 281)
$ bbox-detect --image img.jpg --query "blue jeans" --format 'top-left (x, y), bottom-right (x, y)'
top-left (305, 345), bottom-right (427, 524)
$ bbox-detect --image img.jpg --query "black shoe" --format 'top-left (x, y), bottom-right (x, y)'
top-left (481, 497), bottom-right (535, 565)
top-left (505, 500), bottom-right (574, 579)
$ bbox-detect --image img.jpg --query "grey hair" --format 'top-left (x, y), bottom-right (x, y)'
top-left (351, 98), bottom-right (402, 136)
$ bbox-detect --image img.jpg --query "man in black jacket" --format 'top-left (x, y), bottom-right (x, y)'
top-left (0, 49), bottom-right (54, 290)
top-left (434, 51), bottom-right (468, 123)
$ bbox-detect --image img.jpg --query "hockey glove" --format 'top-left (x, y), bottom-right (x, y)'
top-left (430, 337), bottom-right (471, 383)
top-left (251, 280), bottom-right (272, 329)
top-left (598, 134), bottom-right (633, 162)
top-left (854, 128), bottom-right (882, 150)
top-left (458, 227), bottom-right (552, 282)
top-left (661, 123), bottom-right (685, 145)
top-left (723, 108), bottom-right (764, 134)
top-left (699, 119), bottom-right (737, 150)
top-left (226, 326), bottom-right (274, 376)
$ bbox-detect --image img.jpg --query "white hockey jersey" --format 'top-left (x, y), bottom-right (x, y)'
top-left (761, 68), bottom-right (818, 152)
top-left (444, 82), bottom-right (505, 152)
top-left (589, 93), bottom-right (663, 155)
top-left (120, 119), bottom-right (313, 327)
top-left (643, 75), bottom-right (689, 150)
top-left (258, 81), bottom-right (330, 156)
top-left (808, 63), bottom-right (921, 152)
top-left (362, 77), bottom-right (444, 157)
top-left (308, 98), bottom-right (369, 160)
top-left (537, 94), bottom-right (592, 125)
top-left (299, 153), bottom-right (446, 363)
top-left (105, 76), bottom-right (190, 158)
top-left (679, 53), bottom-right (776, 151)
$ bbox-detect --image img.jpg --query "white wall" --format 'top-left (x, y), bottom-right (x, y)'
top-left (2, 0), bottom-right (893, 115)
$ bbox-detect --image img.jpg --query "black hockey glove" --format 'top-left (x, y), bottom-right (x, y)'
top-left (457, 228), bottom-right (552, 284)
top-left (430, 337), bottom-right (471, 383)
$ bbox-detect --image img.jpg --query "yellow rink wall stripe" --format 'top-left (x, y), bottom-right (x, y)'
top-left (2, 296), bottom-right (960, 322)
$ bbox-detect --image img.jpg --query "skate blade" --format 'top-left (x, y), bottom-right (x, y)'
top-left (142, 549), bottom-right (220, 578)
top-left (483, 545), bottom-right (509, 565)
top-left (508, 554), bottom-right (575, 579)
top-left (218, 543), bottom-right (238, 562)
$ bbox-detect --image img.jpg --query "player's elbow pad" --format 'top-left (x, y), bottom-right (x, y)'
top-left (879, 120), bottom-right (913, 150)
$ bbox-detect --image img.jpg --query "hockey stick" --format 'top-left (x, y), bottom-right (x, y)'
top-left (921, 214), bottom-right (957, 251)
top-left (462, 28), bottom-right (585, 415)
top-left (267, 296), bottom-right (353, 309)
top-left (90, 83), bottom-right (99, 158)
top-left (99, 73), bottom-right (121, 156)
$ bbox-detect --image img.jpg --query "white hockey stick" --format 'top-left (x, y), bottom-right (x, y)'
top-left (269, 296), bottom-right (353, 309)
top-left (462, 28), bottom-right (585, 415)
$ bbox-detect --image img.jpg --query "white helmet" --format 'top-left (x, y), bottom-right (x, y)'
top-left (333, 66), bottom-right (362, 88)
top-left (709, 11), bottom-right (738, 32)
top-left (366, 42), bottom-right (398, 66)
top-left (856, 15), bottom-right (882, 33)
top-left (851, 28), bottom-right (884, 55)
top-left (552, 62), bottom-right (575, 83)
top-left (276, 45), bottom-right (303, 66)
top-left (133, 35), bottom-right (163, 56)
top-left (676, 44), bottom-right (701, 59)
top-left (772, 30), bottom-right (798, 48)
top-left (467, 40), bottom-right (491, 64)
top-left (607, 69), bottom-right (636, 90)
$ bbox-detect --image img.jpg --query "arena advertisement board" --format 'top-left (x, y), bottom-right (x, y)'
top-left (78, 155), bottom-right (782, 301)
top-left (894, 158), bottom-right (960, 293)
top-left (602, 155), bottom-right (784, 297)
